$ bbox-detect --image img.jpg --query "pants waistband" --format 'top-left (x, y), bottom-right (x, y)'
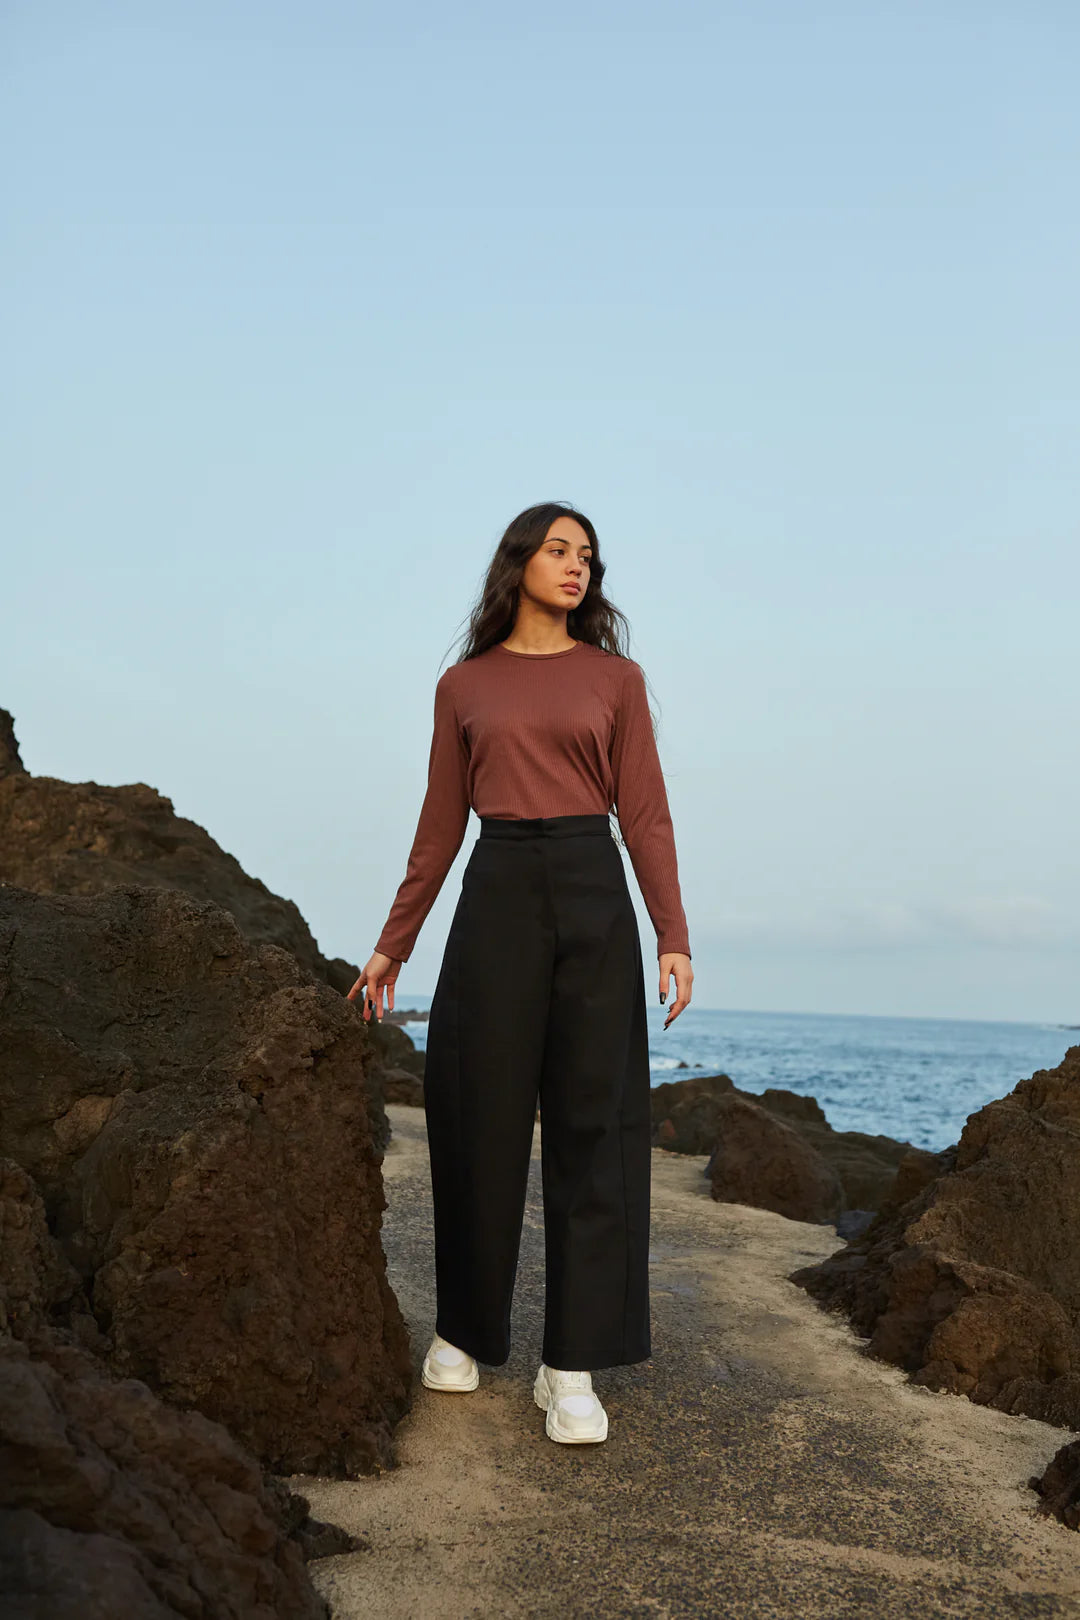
top-left (479, 813), bottom-right (613, 840)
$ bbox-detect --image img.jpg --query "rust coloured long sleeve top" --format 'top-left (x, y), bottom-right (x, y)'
top-left (374, 639), bottom-right (691, 963)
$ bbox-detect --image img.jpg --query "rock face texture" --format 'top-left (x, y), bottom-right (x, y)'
top-left (0, 709), bottom-right (23, 778)
top-left (790, 1046), bottom-right (1080, 1431)
top-left (0, 882), bottom-right (412, 1477)
top-left (650, 1072), bottom-right (739, 1155)
top-left (651, 1072), bottom-right (914, 1221)
top-left (0, 1157), bottom-right (353, 1619)
top-left (0, 704), bottom-right (414, 1148)
top-left (0, 707), bottom-right (356, 997)
top-left (1030, 1438), bottom-right (1080, 1531)
top-left (706, 1093), bottom-right (846, 1223)
top-left (365, 1017), bottom-right (427, 1112)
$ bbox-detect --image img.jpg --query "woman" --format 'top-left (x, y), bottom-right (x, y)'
top-left (348, 501), bottom-right (693, 1445)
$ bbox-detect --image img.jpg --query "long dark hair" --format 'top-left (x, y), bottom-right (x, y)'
top-left (449, 501), bottom-right (632, 663)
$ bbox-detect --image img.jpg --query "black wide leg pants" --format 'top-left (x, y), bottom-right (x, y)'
top-left (423, 812), bottom-right (652, 1371)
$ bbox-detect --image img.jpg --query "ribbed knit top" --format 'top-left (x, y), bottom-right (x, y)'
top-left (374, 639), bottom-right (691, 963)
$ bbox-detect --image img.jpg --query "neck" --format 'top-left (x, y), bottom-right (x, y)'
top-left (502, 603), bottom-right (576, 656)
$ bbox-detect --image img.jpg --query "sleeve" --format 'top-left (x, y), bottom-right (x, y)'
top-left (373, 670), bottom-right (471, 962)
top-left (609, 659), bottom-right (692, 959)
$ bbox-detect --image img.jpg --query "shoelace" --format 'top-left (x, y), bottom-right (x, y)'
top-left (551, 1369), bottom-right (591, 1392)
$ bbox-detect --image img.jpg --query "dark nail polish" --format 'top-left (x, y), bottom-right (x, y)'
top-left (659, 992), bottom-right (666, 1004)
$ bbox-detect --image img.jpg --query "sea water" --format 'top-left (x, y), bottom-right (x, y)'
top-left (395, 998), bottom-right (1075, 1153)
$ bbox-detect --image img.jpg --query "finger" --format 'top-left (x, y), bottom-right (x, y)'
top-left (346, 977), bottom-right (363, 1002)
top-left (658, 962), bottom-right (670, 1005)
top-left (387, 979), bottom-right (395, 1013)
top-left (663, 996), bottom-right (688, 1027)
top-left (365, 975), bottom-right (379, 1022)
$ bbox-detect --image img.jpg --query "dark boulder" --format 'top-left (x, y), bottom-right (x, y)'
top-left (790, 1045), bottom-right (1080, 1430)
top-left (651, 1072), bottom-right (736, 1155)
top-left (651, 1072), bottom-right (913, 1215)
top-left (0, 763), bottom-right (339, 988)
top-left (706, 1093), bottom-right (845, 1224)
top-left (0, 707), bottom-right (24, 779)
top-left (1030, 1439), bottom-right (1080, 1531)
top-left (0, 713), bottom-right (441, 1150)
top-left (377, 1067), bottom-right (426, 1108)
top-left (0, 1156), bottom-right (353, 1620)
top-left (362, 1018), bottom-right (427, 1126)
top-left (0, 882), bottom-right (412, 1476)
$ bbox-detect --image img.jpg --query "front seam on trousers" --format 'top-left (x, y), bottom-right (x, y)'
top-left (423, 811), bottom-right (652, 1370)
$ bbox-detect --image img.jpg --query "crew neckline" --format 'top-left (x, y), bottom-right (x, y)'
top-left (495, 640), bottom-right (584, 660)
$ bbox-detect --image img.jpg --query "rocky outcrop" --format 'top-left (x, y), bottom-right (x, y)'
top-left (707, 1093), bottom-right (845, 1223)
top-left (0, 708), bottom-right (24, 778)
top-left (0, 709), bottom-right (357, 997)
top-left (651, 1072), bottom-right (738, 1154)
top-left (0, 706), bottom-right (404, 1150)
top-left (1030, 1439), bottom-right (1080, 1531)
top-left (365, 1017), bottom-right (426, 1111)
top-left (790, 1046), bottom-right (1080, 1430)
top-left (753, 1088), bottom-right (914, 1213)
top-left (651, 1072), bottom-right (913, 1219)
top-left (0, 882), bottom-right (412, 1477)
top-left (376, 1067), bottom-right (425, 1107)
top-left (1, 1157), bottom-right (354, 1619)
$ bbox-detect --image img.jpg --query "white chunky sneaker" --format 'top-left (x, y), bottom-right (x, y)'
top-left (421, 1333), bottom-right (479, 1392)
top-left (533, 1364), bottom-right (608, 1444)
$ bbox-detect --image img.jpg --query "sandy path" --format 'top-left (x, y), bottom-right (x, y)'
top-left (286, 1105), bottom-right (1080, 1619)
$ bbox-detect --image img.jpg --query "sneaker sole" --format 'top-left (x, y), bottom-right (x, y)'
top-left (421, 1361), bottom-right (479, 1393)
top-left (533, 1379), bottom-right (608, 1444)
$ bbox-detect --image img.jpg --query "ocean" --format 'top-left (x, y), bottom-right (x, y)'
top-left (394, 997), bottom-right (1075, 1154)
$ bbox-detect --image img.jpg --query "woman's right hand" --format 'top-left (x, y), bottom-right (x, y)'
top-left (347, 952), bottom-right (401, 1022)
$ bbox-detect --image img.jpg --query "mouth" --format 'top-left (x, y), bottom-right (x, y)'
top-left (561, 584), bottom-right (581, 595)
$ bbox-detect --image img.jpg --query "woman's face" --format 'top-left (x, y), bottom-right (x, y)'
top-left (519, 517), bottom-right (593, 614)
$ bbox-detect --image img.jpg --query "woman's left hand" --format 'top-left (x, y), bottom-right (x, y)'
top-left (659, 952), bottom-right (693, 1028)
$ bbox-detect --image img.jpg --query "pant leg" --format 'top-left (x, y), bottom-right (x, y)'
top-left (537, 829), bottom-right (652, 1370)
top-left (423, 832), bottom-right (553, 1365)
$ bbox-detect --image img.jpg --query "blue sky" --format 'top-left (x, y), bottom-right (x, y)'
top-left (4, 1), bottom-right (1078, 1020)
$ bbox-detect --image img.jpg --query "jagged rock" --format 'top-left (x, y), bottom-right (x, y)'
top-left (758, 1089), bottom-right (913, 1213)
top-left (0, 883), bottom-right (412, 1476)
top-left (376, 1067), bottom-right (425, 1107)
top-left (0, 711), bottom-right (432, 1149)
top-left (1030, 1438), bottom-right (1080, 1531)
top-left (651, 1072), bottom-right (737, 1154)
top-left (0, 1160), bottom-right (87, 1341)
top-left (790, 1046), bottom-right (1080, 1429)
top-left (364, 1019), bottom-right (426, 1121)
top-left (877, 1144), bottom-right (946, 1214)
top-left (0, 719), bottom-right (451, 1148)
top-left (0, 1157), bottom-right (352, 1619)
top-left (367, 1018), bottom-right (426, 1078)
top-left (0, 708), bottom-right (24, 779)
top-left (651, 1072), bottom-right (912, 1214)
top-left (708, 1093), bottom-right (845, 1224)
